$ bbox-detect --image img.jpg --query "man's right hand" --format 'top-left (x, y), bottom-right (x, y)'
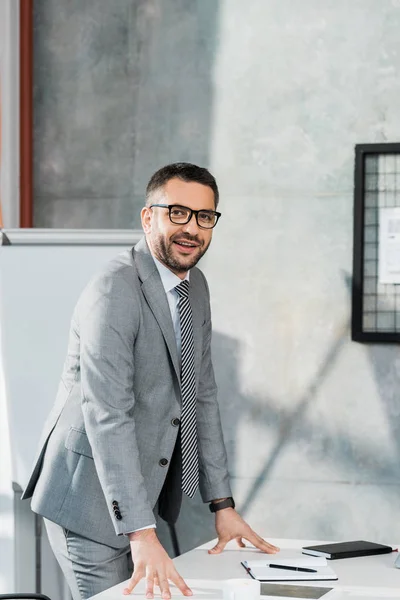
top-left (123, 528), bottom-right (193, 599)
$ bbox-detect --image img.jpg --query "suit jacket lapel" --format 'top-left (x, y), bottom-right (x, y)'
top-left (133, 238), bottom-right (180, 382)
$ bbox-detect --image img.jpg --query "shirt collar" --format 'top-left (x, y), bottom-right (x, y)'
top-left (153, 256), bottom-right (190, 294)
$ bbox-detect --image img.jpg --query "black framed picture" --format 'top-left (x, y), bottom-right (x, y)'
top-left (352, 143), bottom-right (400, 342)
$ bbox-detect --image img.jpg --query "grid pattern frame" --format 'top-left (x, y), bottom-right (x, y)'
top-left (352, 143), bottom-right (400, 342)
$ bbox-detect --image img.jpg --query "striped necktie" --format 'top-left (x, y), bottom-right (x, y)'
top-left (175, 280), bottom-right (199, 497)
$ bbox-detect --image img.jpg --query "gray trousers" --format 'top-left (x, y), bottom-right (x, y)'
top-left (44, 518), bottom-right (132, 600)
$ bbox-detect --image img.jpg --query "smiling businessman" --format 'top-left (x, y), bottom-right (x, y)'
top-left (22, 163), bottom-right (279, 600)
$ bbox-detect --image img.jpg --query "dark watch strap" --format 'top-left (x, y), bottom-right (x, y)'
top-left (209, 497), bottom-right (235, 513)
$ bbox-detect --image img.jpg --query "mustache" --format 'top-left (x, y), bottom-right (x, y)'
top-left (171, 233), bottom-right (202, 245)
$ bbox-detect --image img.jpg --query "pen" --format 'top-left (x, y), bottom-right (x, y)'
top-left (269, 564), bottom-right (317, 573)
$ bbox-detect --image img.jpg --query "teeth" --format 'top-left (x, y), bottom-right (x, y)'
top-left (178, 242), bottom-right (195, 247)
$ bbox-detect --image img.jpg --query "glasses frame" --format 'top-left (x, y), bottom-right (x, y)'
top-left (149, 204), bottom-right (221, 229)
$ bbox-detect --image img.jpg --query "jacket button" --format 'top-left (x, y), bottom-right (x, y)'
top-left (171, 417), bottom-right (180, 427)
top-left (115, 512), bottom-right (122, 520)
top-left (112, 501), bottom-right (119, 507)
top-left (159, 458), bottom-right (169, 467)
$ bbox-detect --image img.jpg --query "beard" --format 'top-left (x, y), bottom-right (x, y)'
top-left (154, 233), bottom-right (211, 273)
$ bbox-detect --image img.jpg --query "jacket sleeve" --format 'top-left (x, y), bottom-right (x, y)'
top-left (78, 271), bottom-right (155, 534)
top-left (196, 274), bottom-right (233, 503)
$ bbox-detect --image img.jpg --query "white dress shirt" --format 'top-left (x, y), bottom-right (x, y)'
top-left (127, 256), bottom-right (190, 534)
top-left (153, 256), bottom-right (190, 362)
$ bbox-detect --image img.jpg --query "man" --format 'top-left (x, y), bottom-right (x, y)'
top-left (22, 163), bottom-right (278, 600)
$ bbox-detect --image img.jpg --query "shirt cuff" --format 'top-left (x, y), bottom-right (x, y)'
top-left (125, 524), bottom-right (156, 535)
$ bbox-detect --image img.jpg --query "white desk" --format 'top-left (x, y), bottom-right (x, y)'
top-left (91, 538), bottom-right (400, 599)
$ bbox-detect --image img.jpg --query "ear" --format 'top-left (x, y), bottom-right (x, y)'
top-left (141, 206), bottom-right (152, 234)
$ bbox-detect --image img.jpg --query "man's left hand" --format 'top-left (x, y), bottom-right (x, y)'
top-left (208, 508), bottom-right (280, 555)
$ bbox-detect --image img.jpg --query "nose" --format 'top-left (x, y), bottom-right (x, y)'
top-left (182, 213), bottom-right (200, 235)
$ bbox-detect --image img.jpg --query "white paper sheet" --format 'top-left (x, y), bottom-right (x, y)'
top-left (378, 207), bottom-right (400, 283)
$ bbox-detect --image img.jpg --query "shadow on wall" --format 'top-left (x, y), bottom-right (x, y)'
top-left (33, 0), bottom-right (221, 229)
top-left (229, 272), bottom-right (400, 541)
top-left (350, 270), bottom-right (400, 513)
top-left (237, 315), bottom-right (351, 521)
top-left (367, 346), bottom-right (400, 472)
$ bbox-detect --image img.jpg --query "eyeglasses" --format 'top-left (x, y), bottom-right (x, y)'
top-left (149, 204), bottom-right (221, 229)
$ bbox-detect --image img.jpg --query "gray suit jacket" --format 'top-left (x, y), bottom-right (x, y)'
top-left (22, 238), bottom-right (231, 548)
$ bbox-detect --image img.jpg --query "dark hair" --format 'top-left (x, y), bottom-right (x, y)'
top-left (146, 162), bottom-right (219, 208)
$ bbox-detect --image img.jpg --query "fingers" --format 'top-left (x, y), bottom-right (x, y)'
top-left (169, 569), bottom-right (193, 596)
top-left (236, 537), bottom-right (246, 548)
top-left (245, 531), bottom-right (279, 553)
top-left (124, 564), bottom-right (192, 598)
top-left (123, 569), bottom-right (143, 595)
top-left (208, 538), bottom-right (228, 555)
top-left (159, 576), bottom-right (171, 599)
top-left (145, 569), bottom-right (155, 599)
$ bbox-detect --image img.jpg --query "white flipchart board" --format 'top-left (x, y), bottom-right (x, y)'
top-left (0, 229), bottom-right (142, 490)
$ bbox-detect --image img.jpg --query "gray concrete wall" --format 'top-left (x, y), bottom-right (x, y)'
top-left (33, 0), bottom-right (219, 228)
top-left (32, 0), bottom-right (400, 555)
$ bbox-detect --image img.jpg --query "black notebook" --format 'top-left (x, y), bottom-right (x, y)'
top-left (302, 540), bottom-right (393, 560)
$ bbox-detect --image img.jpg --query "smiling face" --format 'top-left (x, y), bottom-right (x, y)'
top-left (141, 177), bottom-right (216, 278)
